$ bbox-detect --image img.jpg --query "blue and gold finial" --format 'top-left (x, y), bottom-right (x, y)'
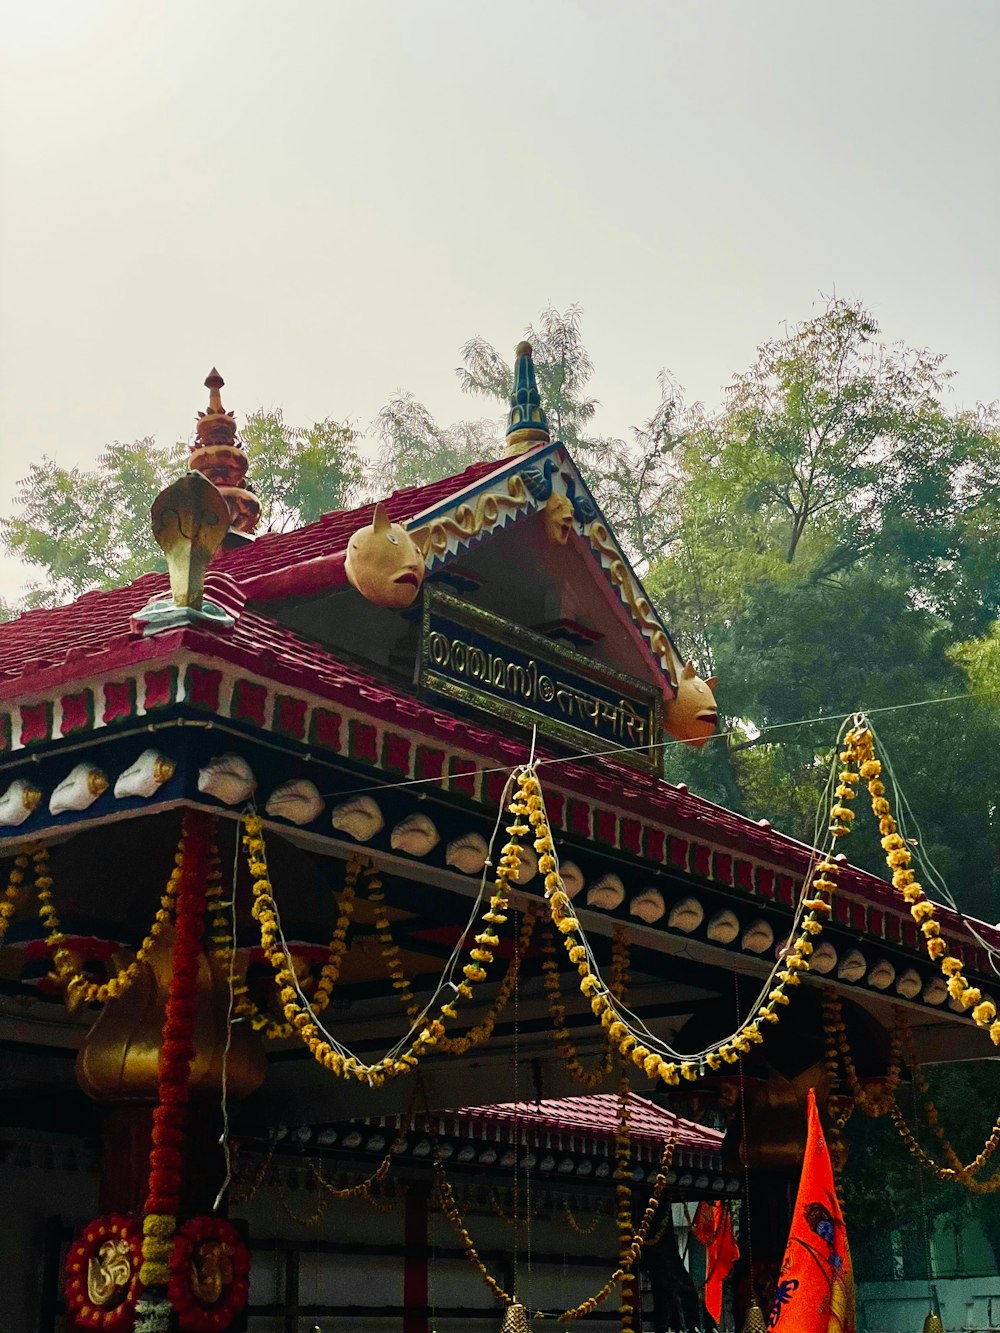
top-left (505, 340), bottom-right (551, 455)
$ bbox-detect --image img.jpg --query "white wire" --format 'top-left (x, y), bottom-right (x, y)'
top-left (868, 720), bottom-right (1000, 979)
top-left (212, 829), bottom-right (242, 1213)
top-left (528, 718), bottom-right (852, 1062)
top-left (267, 773), bottom-right (518, 1070)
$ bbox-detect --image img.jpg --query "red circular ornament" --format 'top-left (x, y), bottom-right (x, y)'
top-left (64, 1214), bottom-right (142, 1330)
top-left (168, 1215), bottom-right (251, 1332)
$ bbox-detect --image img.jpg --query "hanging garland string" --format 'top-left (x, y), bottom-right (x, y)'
top-left (433, 1130), bottom-right (677, 1321)
top-left (240, 789), bottom-right (528, 1083)
top-left (615, 1073), bottom-right (637, 1333)
top-left (0, 846), bottom-right (33, 946)
top-left (224, 853), bottom-right (365, 1040)
top-left (136, 808), bottom-right (215, 1333)
top-left (561, 1200), bottom-right (606, 1237)
top-left (517, 755), bottom-right (851, 1082)
top-left (849, 725), bottom-right (1000, 1044)
top-left (31, 838), bottom-right (184, 1006)
top-left (368, 870), bottom-right (539, 1056)
top-left (821, 990), bottom-right (905, 1123)
top-left (541, 924), bottom-right (629, 1090)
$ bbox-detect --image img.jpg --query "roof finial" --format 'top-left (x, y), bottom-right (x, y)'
top-left (188, 368), bottom-right (261, 539)
top-left (505, 340), bottom-right (550, 456)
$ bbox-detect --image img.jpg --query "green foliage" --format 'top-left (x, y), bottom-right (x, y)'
top-left (373, 394), bottom-right (497, 492)
top-left (0, 410), bottom-right (361, 608)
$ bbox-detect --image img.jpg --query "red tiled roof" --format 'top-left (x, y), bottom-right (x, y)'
top-left (0, 456), bottom-right (509, 691)
top-left (453, 1093), bottom-right (723, 1153)
top-left (212, 455), bottom-right (511, 583)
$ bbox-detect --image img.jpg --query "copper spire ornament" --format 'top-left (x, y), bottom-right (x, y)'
top-left (188, 368), bottom-right (260, 537)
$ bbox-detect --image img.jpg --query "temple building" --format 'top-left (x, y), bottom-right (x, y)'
top-left (0, 347), bottom-right (997, 1331)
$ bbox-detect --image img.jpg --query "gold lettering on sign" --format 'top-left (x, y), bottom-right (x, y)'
top-left (427, 629), bottom-right (647, 747)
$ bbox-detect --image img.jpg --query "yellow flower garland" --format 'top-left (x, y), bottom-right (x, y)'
top-left (561, 1199), bottom-right (606, 1237)
top-left (516, 764), bottom-right (846, 1082)
top-left (0, 848), bottom-right (32, 945)
top-left (242, 795), bottom-right (528, 1082)
top-left (225, 852), bottom-right (364, 1040)
top-left (542, 924), bottom-right (629, 1090)
top-left (33, 837), bottom-right (183, 1005)
top-left (849, 725), bottom-right (1000, 1046)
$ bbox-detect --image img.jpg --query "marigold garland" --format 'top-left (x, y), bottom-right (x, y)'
top-left (542, 924), bottom-right (629, 1089)
top-left (225, 853), bottom-right (364, 1040)
top-left (33, 836), bottom-right (185, 1006)
top-left (516, 764), bottom-right (844, 1082)
top-left (849, 725), bottom-right (1000, 1046)
top-left (561, 1199), bottom-right (606, 1237)
top-left (0, 846), bottom-right (33, 946)
top-left (137, 810), bottom-right (214, 1304)
top-left (242, 793), bottom-right (528, 1083)
top-left (433, 1124), bottom-right (677, 1321)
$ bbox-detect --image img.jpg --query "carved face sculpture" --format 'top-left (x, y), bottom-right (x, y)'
top-left (345, 503), bottom-right (426, 608)
top-left (664, 661), bottom-right (719, 746)
top-left (543, 493), bottom-right (575, 545)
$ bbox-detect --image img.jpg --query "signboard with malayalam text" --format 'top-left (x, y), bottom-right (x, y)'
top-left (419, 590), bottom-right (661, 771)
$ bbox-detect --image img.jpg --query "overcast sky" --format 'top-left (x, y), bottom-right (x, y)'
top-left (1, 0), bottom-right (997, 601)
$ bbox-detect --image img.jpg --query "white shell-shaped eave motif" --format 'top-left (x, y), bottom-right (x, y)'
top-left (837, 948), bottom-right (867, 983)
top-left (197, 754), bottom-right (256, 807)
top-left (668, 896), bottom-right (704, 933)
top-left (630, 888), bottom-right (665, 924)
top-left (741, 919), bottom-right (774, 955)
top-left (446, 832), bottom-right (489, 875)
top-left (868, 959), bottom-right (896, 991)
top-left (391, 813), bottom-right (440, 857)
top-left (0, 778), bottom-right (43, 826)
top-left (266, 779), bottom-right (324, 826)
top-left (50, 762), bottom-right (109, 816)
top-left (810, 941), bottom-right (838, 975)
top-left (587, 873), bottom-right (625, 911)
top-left (895, 968), bottom-right (922, 1000)
top-left (706, 909), bottom-right (740, 945)
top-left (514, 845), bottom-right (538, 885)
top-left (114, 749), bottom-right (176, 800)
top-left (331, 795), bottom-right (384, 842)
top-left (923, 975), bottom-right (948, 1006)
top-left (559, 861), bottom-right (585, 899)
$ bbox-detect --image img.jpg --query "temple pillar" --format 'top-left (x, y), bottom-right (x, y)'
top-left (76, 926), bottom-right (265, 1218)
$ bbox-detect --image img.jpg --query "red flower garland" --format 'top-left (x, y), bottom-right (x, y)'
top-left (64, 1214), bottom-right (142, 1330)
top-left (168, 1216), bottom-right (250, 1332)
top-left (139, 809), bottom-right (215, 1288)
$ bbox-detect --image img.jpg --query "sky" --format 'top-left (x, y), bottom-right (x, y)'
top-left (1, 0), bottom-right (998, 601)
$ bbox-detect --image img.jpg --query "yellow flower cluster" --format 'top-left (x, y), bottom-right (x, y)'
top-left (0, 848), bottom-right (32, 945)
top-left (887, 1014), bottom-right (1000, 1194)
top-left (242, 800), bottom-right (525, 1082)
top-left (542, 923), bottom-right (629, 1089)
top-left (848, 727), bottom-right (1000, 1047)
top-left (433, 1161), bottom-right (512, 1307)
top-left (139, 1211), bottom-right (175, 1286)
top-left (517, 767), bottom-right (843, 1082)
top-left (227, 852), bottom-right (363, 1040)
top-left (561, 1199), bottom-right (605, 1237)
top-left (34, 838), bottom-right (181, 1006)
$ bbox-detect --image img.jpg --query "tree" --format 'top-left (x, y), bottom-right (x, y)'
top-left (373, 394), bottom-right (498, 492)
top-left (0, 411), bottom-right (361, 608)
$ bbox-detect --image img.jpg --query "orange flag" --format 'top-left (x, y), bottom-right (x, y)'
top-left (692, 1200), bottom-right (739, 1324)
top-left (769, 1089), bottom-right (855, 1332)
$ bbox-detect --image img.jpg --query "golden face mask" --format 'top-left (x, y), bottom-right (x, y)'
top-left (664, 661), bottom-right (719, 746)
top-left (543, 493), bottom-right (575, 545)
top-left (345, 503), bottom-right (426, 608)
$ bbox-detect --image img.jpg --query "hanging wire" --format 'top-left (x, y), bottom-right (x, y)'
top-left (314, 692), bottom-right (972, 802)
top-left (734, 971), bottom-right (756, 1313)
top-left (868, 719), bottom-right (1000, 977)
top-left (212, 822), bottom-right (243, 1213)
top-left (266, 774), bottom-right (517, 1072)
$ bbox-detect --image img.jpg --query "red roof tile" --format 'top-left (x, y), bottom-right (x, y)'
top-left (452, 1093), bottom-right (723, 1153)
